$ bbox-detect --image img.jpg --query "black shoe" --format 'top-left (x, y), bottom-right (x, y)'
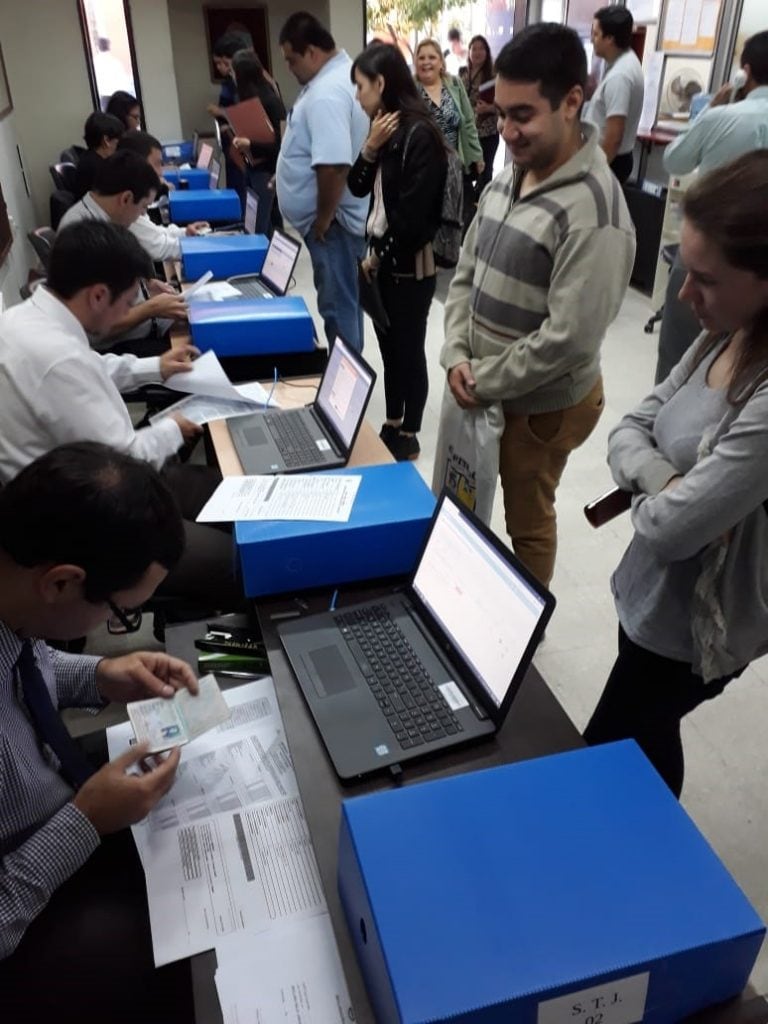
top-left (379, 423), bottom-right (400, 452)
top-left (390, 433), bottom-right (421, 461)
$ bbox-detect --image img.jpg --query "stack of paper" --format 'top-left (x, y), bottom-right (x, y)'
top-left (197, 474), bottom-right (362, 523)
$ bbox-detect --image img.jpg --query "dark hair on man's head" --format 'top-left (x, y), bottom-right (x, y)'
top-left (742, 30), bottom-right (768, 84)
top-left (93, 149), bottom-right (160, 202)
top-left (117, 129), bottom-right (163, 160)
top-left (0, 442), bottom-right (184, 602)
top-left (593, 6), bottom-right (634, 49)
top-left (448, 27), bottom-right (462, 42)
top-left (213, 30), bottom-right (253, 59)
top-left (495, 23), bottom-right (587, 109)
top-left (48, 221), bottom-right (152, 302)
top-left (84, 112), bottom-right (125, 150)
top-left (105, 90), bottom-right (139, 128)
top-left (232, 48), bottom-right (266, 98)
top-left (278, 12), bottom-right (335, 54)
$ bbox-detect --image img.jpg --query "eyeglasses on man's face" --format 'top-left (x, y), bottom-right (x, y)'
top-left (106, 599), bottom-right (143, 635)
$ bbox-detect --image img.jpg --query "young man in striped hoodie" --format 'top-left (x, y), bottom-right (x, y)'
top-left (441, 23), bottom-right (636, 587)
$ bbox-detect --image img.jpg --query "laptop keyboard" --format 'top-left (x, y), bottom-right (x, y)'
top-left (235, 278), bottom-right (273, 299)
top-left (334, 604), bottom-right (463, 749)
top-left (266, 412), bottom-right (325, 468)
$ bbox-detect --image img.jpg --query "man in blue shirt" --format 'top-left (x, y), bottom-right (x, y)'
top-left (208, 31), bottom-right (252, 210)
top-left (655, 31), bottom-right (768, 382)
top-left (276, 12), bottom-right (369, 352)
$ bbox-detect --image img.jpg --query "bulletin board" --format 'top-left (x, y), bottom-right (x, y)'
top-left (659, 0), bottom-right (723, 54)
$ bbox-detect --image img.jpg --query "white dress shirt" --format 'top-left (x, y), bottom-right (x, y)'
top-left (0, 286), bottom-right (182, 482)
top-left (130, 213), bottom-right (185, 262)
top-left (663, 85), bottom-right (768, 176)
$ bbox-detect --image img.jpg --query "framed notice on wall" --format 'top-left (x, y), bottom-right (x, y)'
top-left (660, 0), bottom-right (723, 55)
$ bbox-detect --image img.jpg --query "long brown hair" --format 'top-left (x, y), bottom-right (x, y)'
top-left (466, 35), bottom-right (494, 83)
top-left (682, 150), bottom-right (768, 404)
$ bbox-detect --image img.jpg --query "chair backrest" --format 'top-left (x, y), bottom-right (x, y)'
top-left (27, 227), bottom-right (56, 271)
top-left (59, 144), bottom-right (86, 165)
top-left (50, 162), bottom-right (77, 192)
top-left (50, 189), bottom-right (75, 231)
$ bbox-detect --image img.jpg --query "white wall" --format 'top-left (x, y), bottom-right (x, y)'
top-left (129, 0), bottom-right (183, 141)
top-left (0, 113), bottom-right (37, 307)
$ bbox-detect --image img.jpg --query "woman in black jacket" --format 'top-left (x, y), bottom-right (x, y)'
top-left (230, 49), bottom-right (286, 236)
top-left (349, 43), bottom-right (447, 462)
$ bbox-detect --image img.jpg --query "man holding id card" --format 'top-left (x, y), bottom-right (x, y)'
top-left (0, 443), bottom-right (198, 1023)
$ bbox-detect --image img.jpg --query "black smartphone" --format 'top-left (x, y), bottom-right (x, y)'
top-left (583, 487), bottom-right (632, 528)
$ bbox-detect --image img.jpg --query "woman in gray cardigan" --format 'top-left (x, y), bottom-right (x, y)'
top-left (584, 151), bottom-right (768, 798)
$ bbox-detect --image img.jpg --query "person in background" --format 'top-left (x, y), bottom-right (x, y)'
top-left (230, 48), bottom-right (286, 235)
top-left (655, 30), bottom-right (768, 384)
top-left (349, 43), bottom-right (447, 462)
top-left (72, 111), bottom-right (125, 201)
top-left (586, 6), bottom-right (644, 184)
top-left (459, 35), bottom-right (499, 198)
top-left (444, 26), bottom-right (468, 77)
top-left (0, 442), bottom-right (195, 1024)
top-left (276, 12), bottom-right (369, 352)
top-left (414, 37), bottom-right (484, 230)
top-left (118, 130), bottom-right (209, 260)
top-left (207, 30), bottom-right (252, 211)
top-left (441, 24), bottom-right (635, 589)
top-left (105, 89), bottom-right (141, 132)
top-left (584, 152), bottom-right (768, 799)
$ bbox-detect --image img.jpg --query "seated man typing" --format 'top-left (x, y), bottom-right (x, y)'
top-left (0, 442), bottom-right (195, 1022)
top-left (0, 220), bottom-right (241, 611)
top-left (58, 149), bottom-right (188, 356)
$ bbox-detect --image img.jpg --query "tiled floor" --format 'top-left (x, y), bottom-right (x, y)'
top-left (88, 241), bottom-right (768, 990)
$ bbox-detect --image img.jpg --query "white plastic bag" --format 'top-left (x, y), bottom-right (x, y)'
top-left (431, 384), bottom-right (505, 524)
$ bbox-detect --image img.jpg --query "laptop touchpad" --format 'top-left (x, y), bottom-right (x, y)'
top-left (305, 646), bottom-right (357, 697)
top-left (242, 424), bottom-right (268, 446)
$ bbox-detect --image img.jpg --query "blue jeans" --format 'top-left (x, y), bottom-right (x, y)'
top-left (303, 220), bottom-right (366, 352)
top-left (244, 167), bottom-right (275, 236)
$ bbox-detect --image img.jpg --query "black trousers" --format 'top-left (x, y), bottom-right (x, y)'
top-left (373, 270), bottom-right (436, 434)
top-left (610, 151), bottom-right (634, 184)
top-left (0, 830), bottom-right (193, 1024)
top-left (583, 625), bottom-right (744, 797)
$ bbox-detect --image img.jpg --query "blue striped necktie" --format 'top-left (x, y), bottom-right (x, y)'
top-left (17, 640), bottom-right (94, 789)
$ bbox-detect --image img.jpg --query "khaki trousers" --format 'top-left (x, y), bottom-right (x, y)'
top-left (499, 377), bottom-right (605, 587)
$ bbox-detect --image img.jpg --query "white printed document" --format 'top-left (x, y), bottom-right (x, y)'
top-left (215, 914), bottom-right (353, 1024)
top-left (150, 393), bottom-right (265, 427)
top-left (127, 673), bottom-right (231, 752)
top-left (163, 349), bottom-right (277, 407)
top-left (196, 474), bottom-right (361, 523)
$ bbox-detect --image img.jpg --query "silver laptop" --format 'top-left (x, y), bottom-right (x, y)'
top-left (196, 141), bottom-right (214, 170)
top-left (209, 158), bottom-right (221, 190)
top-left (228, 229), bottom-right (301, 299)
top-left (278, 490), bottom-right (556, 781)
top-left (209, 188), bottom-right (259, 236)
top-left (227, 335), bottom-right (376, 474)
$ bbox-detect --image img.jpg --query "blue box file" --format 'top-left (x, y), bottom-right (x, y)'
top-left (161, 140), bottom-right (195, 164)
top-left (169, 189), bottom-right (241, 224)
top-left (180, 235), bottom-right (268, 281)
top-left (235, 463), bottom-right (435, 598)
top-left (189, 296), bottom-right (315, 356)
top-left (338, 742), bottom-right (765, 1024)
top-left (163, 167), bottom-right (210, 190)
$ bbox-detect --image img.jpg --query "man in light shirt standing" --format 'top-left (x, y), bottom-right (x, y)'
top-left (276, 12), bottom-right (369, 352)
top-left (655, 31), bottom-right (768, 382)
top-left (587, 7), bottom-right (644, 184)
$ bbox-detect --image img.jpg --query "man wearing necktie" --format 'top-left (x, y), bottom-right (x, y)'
top-left (0, 442), bottom-right (198, 1023)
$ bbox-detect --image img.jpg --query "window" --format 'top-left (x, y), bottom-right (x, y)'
top-left (78, 0), bottom-right (141, 114)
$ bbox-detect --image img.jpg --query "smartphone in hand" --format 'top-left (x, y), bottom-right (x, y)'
top-left (584, 487), bottom-right (632, 528)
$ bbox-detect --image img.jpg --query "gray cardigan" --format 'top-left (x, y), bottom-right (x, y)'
top-left (608, 333), bottom-right (768, 677)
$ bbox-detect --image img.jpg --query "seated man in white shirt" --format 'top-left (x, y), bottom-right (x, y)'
top-left (58, 149), bottom-right (188, 357)
top-left (0, 220), bottom-right (241, 613)
top-left (0, 442), bottom-right (195, 1024)
top-left (118, 130), bottom-right (209, 262)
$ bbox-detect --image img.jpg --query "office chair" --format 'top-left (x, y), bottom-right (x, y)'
top-left (50, 162), bottom-right (78, 193)
top-left (27, 227), bottom-right (56, 272)
top-left (59, 144), bottom-right (86, 165)
top-left (50, 189), bottom-right (75, 230)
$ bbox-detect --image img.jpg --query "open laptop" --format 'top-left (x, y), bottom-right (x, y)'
top-left (209, 157), bottom-right (221, 190)
top-left (227, 335), bottom-right (376, 474)
top-left (205, 188), bottom-right (259, 236)
top-left (228, 228), bottom-right (301, 298)
top-left (196, 141), bottom-right (214, 170)
top-left (278, 491), bottom-right (555, 781)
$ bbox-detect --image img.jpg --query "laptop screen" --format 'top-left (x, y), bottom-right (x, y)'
top-left (315, 337), bottom-right (374, 451)
top-left (209, 159), bottom-right (220, 190)
top-left (412, 499), bottom-right (547, 709)
top-left (197, 142), bottom-right (213, 170)
top-left (260, 230), bottom-right (300, 295)
top-left (243, 190), bottom-right (259, 234)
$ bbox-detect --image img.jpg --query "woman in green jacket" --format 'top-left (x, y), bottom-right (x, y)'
top-left (413, 38), bottom-right (483, 174)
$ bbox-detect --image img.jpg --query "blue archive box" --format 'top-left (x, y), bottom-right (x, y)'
top-left (169, 189), bottom-right (241, 224)
top-left (338, 742), bottom-right (765, 1024)
top-left (163, 167), bottom-right (210, 190)
top-left (161, 139), bottom-right (195, 164)
top-left (188, 296), bottom-right (315, 356)
top-left (235, 462), bottom-right (435, 598)
top-left (180, 235), bottom-right (268, 281)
